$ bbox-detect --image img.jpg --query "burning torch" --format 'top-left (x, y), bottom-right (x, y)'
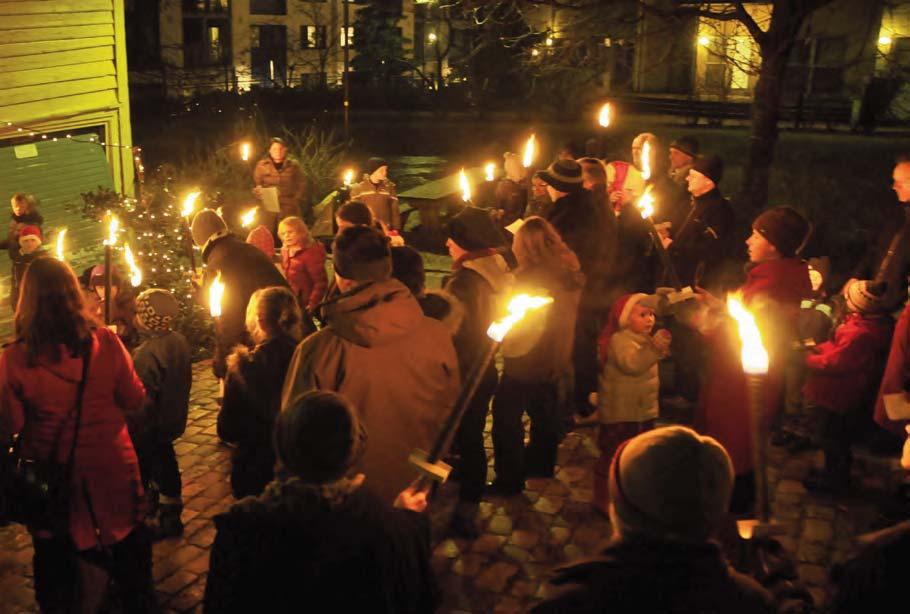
top-left (181, 191), bottom-right (201, 273)
top-left (240, 142), bottom-right (251, 162)
top-left (596, 102), bottom-right (612, 159)
top-left (124, 244), bottom-right (142, 288)
top-left (636, 187), bottom-right (685, 293)
top-left (55, 228), bottom-right (67, 261)
top-left (458, 168), bottom-right (473, 206)
top-left (103, 213), bottom-right (119, 325)
top-left (240, 207), bottom-right (258, 228)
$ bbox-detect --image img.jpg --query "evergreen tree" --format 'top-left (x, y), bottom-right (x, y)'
top-left (351, 1), bottom-right (410, 83)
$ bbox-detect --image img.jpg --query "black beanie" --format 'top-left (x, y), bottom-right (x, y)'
top-left (446, 207), bottom-right (508, 252)
top-left (670, 136), bottom-right (699, 158)
top-left (332, 225), bottom-right (392, 282)
top-left (753, 206), bottom-right (811, 257)
top-left (391, 246), bottom-right (425, 296)
top-left (366, 157), bottom-right (388, 176)
top-left (692, 154), bottom-right (724, 185)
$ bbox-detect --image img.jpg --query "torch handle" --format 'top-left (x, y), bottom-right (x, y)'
top-left (103, 245), bottom-right (112, 325)
top-left (747, 374), bottom-right (770, 524)
top-left (646, 219), bottom-right (683, 290)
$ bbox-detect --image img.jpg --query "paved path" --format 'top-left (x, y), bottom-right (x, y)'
top-left (1, 361), bottom-right (906, 613)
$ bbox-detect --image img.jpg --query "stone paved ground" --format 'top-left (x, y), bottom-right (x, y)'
top-left (1, 360), bottom-right (907, 613)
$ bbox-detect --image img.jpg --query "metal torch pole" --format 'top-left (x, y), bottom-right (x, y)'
top-left (644, 216), bottom-right (683, 290)
top-left (748, 373), bottom-right (770, 524)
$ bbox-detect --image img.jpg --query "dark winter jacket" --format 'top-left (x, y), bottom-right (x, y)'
top-left (203, 479), bottom-right (437, 614)
top-left (853, 203), bottom-right (910, 309)
top-left (0, 209), bottom-right (43, 262)
top-left (131, 330), bottom-right (193, 442)
top-left (668, 188), bottom-right (734, 290)
top-left (533, 538), bottom-right (776, 614)
top-left (803, 313), bottom-right (894, 414)
top-left (281, 278), bottom-right (460, 502)
top-left (544, 188), bottom-right (603, 277)
top-left (281, 242), bottom-right (328, 312)
top-left (875, 305), bottom-right (910, 436)
top-left (201, 232), bottom-right (289, 378)
top-left (350, 175), bottom-right (400, 229)
top-left (218, 335), bottom-right (297, 498)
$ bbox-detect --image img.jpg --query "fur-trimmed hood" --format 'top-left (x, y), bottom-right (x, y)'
top-left (418, 289), bottom-right (465, 337)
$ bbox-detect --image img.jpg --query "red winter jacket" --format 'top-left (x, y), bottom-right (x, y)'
top-left (0, 327), bottom-right (146, 550)
top-left (875, 306), bottom-right (910, 436)
top-left (803, 313), bottom-right (894, 414)
top-left (281, 242), bottom-right (328, 312)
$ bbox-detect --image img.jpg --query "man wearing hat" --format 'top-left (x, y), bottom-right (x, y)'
top-left (443, 207), bottom-right (512, 537)
top-left (191, 209), bottom-right (289, 379)
top-left (282, 225), bottom-right (460, 504)
top-left (668, 136), bottom-right (699, 186)
top-left (534, 426), bottom-right (776, 613)
top-left (350, 157), bottom-right (400, 230)
top-left (253, 137), bottom-right (309, 228)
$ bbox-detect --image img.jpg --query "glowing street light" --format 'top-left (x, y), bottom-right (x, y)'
top-left (598, 102), bottom-right (612, 128)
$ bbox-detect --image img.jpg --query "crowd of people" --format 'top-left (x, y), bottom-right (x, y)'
top-left (1, 135), bottom-right (910, 613)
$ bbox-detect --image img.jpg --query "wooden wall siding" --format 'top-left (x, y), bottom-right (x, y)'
top-left (0, 0), bottom-right (119, 124)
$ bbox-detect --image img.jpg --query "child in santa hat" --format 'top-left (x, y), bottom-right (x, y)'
top-left (592, 292), bottom-right (671, 516)
top-left (11, 224), bottom-right (46, 311)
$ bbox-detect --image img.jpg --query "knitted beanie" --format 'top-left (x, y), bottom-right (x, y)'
top-left (390, 245), bottom-right (425, 296)
top-left (669, 136), bottom-right (699, 158)
top-left (753, 206), bottom-right (811, 258)
top-left (191, 209), bottom-right (227, 247)
top-left (18, 225), bottom-right (42, 245)
top-left (274, 390), bottom-right (366, 484)
top-left (366, 157), bottom-right (388, 176)
top-left (844, 279), bottom-right (889, 314)
top-left (135, 288), bottom-right (180, 331)
top-left (691, 154), bottom-right (724, 185)
top-left (609, 426), bottom-right (734, 543)
top-left (446, 206), bottom-right (508, 252)
top-left (332, 225), bottom-right (392, 282)
top-left (534, 159), bottom-right (584, 193)
top-left (246, 225), bottom-right (275, 259)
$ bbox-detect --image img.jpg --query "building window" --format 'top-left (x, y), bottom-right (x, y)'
top-left (250, 0), bottom-right (286, 15)
top-left (183, 0), bottom-right (228, 12)
top-left (340, 26), bottom-right (354, 48)
top-left (184, 17), bottom-right (230, 67)
top-left (301, 25), bottom-right (327, 49)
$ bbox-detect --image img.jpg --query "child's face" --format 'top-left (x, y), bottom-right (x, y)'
top-left (627, 304), bottom-right (655, 335)
top-left (746, 230), bottom-right (779, 263)
top-left (279, 225), bottom-right (303, 248)
top-left (19, 237), bottom-right (40, 255)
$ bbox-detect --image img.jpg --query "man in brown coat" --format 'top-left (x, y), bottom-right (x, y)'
top-left (281, 225), bottom-right (460, 502)
top-left (350, 157), bottom-right (400, 230)
top-left (253, 137), bottom-right (309, 228)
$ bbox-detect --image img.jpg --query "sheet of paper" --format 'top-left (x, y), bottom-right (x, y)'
top-left (260, 186), bottom-right (280, 212)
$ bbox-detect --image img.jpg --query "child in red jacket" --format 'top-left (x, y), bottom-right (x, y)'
top-left (802, 279), bottom-right (894, 495)
top-left (278, 216), bottom-right (327, 314)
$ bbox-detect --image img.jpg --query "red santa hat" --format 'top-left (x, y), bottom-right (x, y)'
top-left (597, 293), bottom-right (650, 366)
top-left (18, 225), bottom-right (42, 244)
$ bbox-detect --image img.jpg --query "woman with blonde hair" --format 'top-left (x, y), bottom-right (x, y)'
top-left (489, 217), bottom-right (585, 494)
top-left (278, 216), bottom-right (328, 316)
top-left (218, 286), bottom-right (303, 498)
top-left (0, 257), bottom-right (155, 611)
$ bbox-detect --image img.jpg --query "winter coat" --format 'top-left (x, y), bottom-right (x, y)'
top-left (418, 289), bottom-right (465, 338)
top-left (874, 305), bottom-right (910, 436)
top-left (281, 242), bottom-right (328, 312)
top-left (281, 278), bottom-right (460, 502)
top-left (503, 264), bottom-right (584, 382)
top-left (201, 232), bottom-right (289, 378)
top-left (350, 175), bottom-right (400, 230)
top-left (0, 209), bottom-right (43, 262)
top-left (0, 327), bottom-right (146, 551)
top-left (668, 188), bottom-right (734, 290)
top-left (696, 258), bottom-right (812, 474)
top-left (598, 329), bottom-right (664, 425)
top-left (11, 249), bottom-right (48, 311)
top-left (532, 538), bottom-right (776, 614)
top-left (203, 478), bottom-right (437, 614)
top-left (218, 336), bottom-right (297, 498)
top-left (131, 330), bottom-right (192, 442)
top-left (544, 189), bottom-right (603, 278)
top-left (803, 313), bottom-right (893, 414)
top-left (253, 156), bottom-right (308, 219)
top-left (852, 203), bottom-right (910, 309)
top-left (494, 178), bottom-right (527, 227)
top-left (89, 286), bottom-right (140, 351)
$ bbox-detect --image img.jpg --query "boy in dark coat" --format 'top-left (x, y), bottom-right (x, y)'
top-left (130, 289), bottom-right (193, 538)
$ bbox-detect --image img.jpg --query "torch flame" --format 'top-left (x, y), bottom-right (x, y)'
top-left (641, 140), bottom-right (652, 181)
top-left (209, 271), bottom-right (225, 318)
top-left (487, 294), bottom-right (554, 342)
top-left (343, 169), bottom-right (354, 186)
top-left (124, 244), bottom-right (142, 287)
top-left (55, 228), bottom-right (67, 261)
top-left (181, 191), bottom-right (201, 219)
top-left (598, 102), bottom-right (612, 128)
top-left (485, 162), bottom-right (496, 182)
top-left (240, 142), bottom-right (251, 161)
top-left (105, 214), bottom-right (119, 246)
top-left (522, 134), bottom-right (536, 169)
top-left (459, 168), bottom-right (472, 203)
top-left (240, 207), bottom-right (258, 228)
top-left (636, 186), bottom-right (655, 220)
top-left (727, 295), bottom-right (769, 375)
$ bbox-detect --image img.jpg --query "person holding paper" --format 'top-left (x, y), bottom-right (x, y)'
top-left (253, 137), bottom-right (309, 229)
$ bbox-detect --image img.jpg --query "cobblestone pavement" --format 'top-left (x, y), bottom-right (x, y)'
top-left (1, 361), bottom-right (907, 613)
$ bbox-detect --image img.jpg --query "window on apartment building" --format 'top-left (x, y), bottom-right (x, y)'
top-left (183, 17), bottom-right (230, 67)
top-left (340, 26), bottom-right (355, 47)
top-left (812, 36), bottom-right (846, 94)
top-left (183, 0), bottom-right (228, 12)
top-left (301, 25), bottom-right (328, 49)
top-left (250, 0), bottom-right (286, 15)
top-left (892, 37), bottom-right (910, 66)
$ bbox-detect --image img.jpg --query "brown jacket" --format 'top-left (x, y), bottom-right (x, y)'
top-left (350, 175), bottom-right (400, 229)
top-left (281, 278), bottom-right (460, 502)
top-left (253, 156), bottom-right (308, 218)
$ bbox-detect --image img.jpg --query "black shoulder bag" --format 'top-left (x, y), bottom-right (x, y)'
top-left (1, 340), bottom-right (92, 535)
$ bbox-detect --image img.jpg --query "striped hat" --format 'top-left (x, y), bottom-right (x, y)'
top-left (535, 159), bottom-right (584, 193)
top-left (844, 279), bottom-right (888, 314)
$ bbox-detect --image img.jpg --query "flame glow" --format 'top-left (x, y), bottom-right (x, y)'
top-left (598, 102), bottom-right (612, 128)
top-left (240, 207), bottom-right (257, 228)
top-left (240, 142), bottom-right (251, 161)
top-left (487, 294), bottom-right (554, 342)
top-left (124, 244), bottom-right (142, 287)
top-left (459, 168), bottom-right (472, 202)
top-left (209, 272), bottom-right (225, 318)
top-left (637, 186), bottom-right (655, 219)
top-left (485, 162), bottom-right (496, 182)
top-left (343, 169), bottom-right (354, 186)
top-left (55, 228), bottom-right (67, 261)
top-left (182, 191), bottom-right (201, 219)
top-left (727, 295), bottom-right (769, 375)
top-left (522, 134), bottom-right (536, 169)
top-left (641, 140), bottom-right (652, 181)
top-left (105, 214), bottom-right (119, 246)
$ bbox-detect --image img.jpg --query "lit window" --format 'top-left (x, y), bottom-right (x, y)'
top-left (301, 25), bottom-right (327, 49)
top-left (340, 26), bottom-right (354, 48)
